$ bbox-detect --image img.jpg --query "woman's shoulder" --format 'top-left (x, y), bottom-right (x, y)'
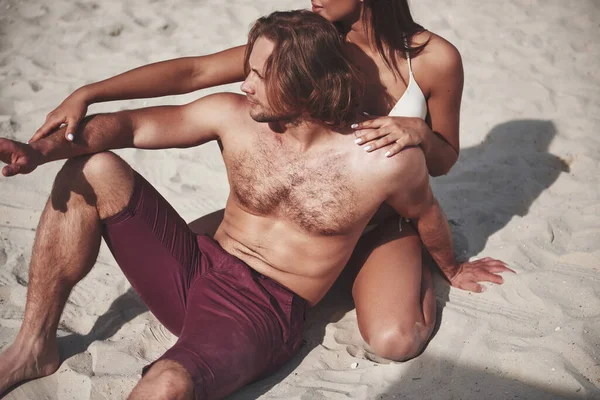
top-left (412, 31), bottom-right (461, 69)
top-left (411, 31), bottom-right (463, 92)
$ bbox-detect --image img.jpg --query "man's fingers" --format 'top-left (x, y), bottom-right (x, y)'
top-left (2, 164), bottom-right (19, 177)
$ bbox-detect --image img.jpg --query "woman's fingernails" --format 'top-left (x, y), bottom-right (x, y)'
top-left (385, 151), bottom-right (391, 157)
top-left (355, 138), bottom-right (363, 144)
top-left (351, 123), bottom-right (358, 129)
top-left (364, 145), bottom-right (372, 152)
top-left (67, 134), bottom-right (74, 141)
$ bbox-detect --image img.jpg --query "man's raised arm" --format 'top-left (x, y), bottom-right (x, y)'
top-left (384, 147), bottom-right (514, 293)
top-left (0, 93), bottom-right (241, 177)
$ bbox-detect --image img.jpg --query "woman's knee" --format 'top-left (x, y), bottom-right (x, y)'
top-left (367, 320), bottom-right (434, 362)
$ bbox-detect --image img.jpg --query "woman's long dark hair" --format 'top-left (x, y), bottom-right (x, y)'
top-left (339, 0), bottom-right (429, 77)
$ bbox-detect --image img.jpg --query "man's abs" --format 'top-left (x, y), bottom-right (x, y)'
top-left (213, 202), bottom-right (364, 306)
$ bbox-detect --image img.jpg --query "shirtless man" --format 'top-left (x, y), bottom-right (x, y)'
top-left (0, 10), bottom-right (511, 400)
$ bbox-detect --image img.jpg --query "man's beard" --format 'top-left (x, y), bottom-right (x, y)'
top-left (250, 106), bottom-right (300, 124)
top-left (250, 109), bottom-right (282, 123)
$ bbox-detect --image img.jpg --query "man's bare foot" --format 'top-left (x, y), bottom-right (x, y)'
top-left (0, 337), bottom-right (60, 395)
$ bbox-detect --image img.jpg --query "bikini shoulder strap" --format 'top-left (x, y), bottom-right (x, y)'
top-left (403, 35), bottom-right (413, 75)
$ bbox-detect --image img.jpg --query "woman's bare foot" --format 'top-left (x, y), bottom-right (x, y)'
top-left (0, 337), bottom-right (60, 395)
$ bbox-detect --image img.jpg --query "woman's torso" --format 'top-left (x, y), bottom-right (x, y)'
top-left (344, 32), bottom-right (429, 119)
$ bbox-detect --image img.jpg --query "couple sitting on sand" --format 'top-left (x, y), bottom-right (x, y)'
top-left (0, 2), bottom-right (513, 400)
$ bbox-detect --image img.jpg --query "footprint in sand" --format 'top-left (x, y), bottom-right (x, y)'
top-left (0, 245), bottom-right (7, 269)
top-left (28, 80), bottom-right (42, 93)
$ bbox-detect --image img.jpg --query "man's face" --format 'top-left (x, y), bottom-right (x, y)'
top-left (240, 37), bottom-right (283, 123)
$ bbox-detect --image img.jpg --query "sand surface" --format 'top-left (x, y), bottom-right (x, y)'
top-left (1, 0), bottom-right (599, 398)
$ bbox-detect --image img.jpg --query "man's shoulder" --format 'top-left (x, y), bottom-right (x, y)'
top-left (192, 92), bottom-right (248, 112)
top-left (377, 146), bottom-right (426, 176)
top-left (377, 146), bottom-right (428, 192)
top-left (186, 92), bottom-right (251, 134)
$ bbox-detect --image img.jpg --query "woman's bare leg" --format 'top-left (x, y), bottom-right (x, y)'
top-left (351, 218), bottom-right (436, 361)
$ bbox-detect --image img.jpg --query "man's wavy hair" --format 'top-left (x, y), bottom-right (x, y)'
top-left (245, 10), bottom-right (363, 129)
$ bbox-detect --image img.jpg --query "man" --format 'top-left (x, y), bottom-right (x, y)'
top-left (0, 10), bottom-right (511, 400)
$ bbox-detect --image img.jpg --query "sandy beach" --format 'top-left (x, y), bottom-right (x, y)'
top-left (1, 0), bottom-right (599, 398)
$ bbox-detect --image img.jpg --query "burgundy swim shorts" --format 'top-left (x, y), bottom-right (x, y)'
top-left (101, 171), bottom-right (306, 399)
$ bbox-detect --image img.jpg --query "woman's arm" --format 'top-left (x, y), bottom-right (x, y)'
top-left (30, 45), bottom-right (247, 142)
top-left (420, 34), bottom-right (463, 176)
top-left (82, 45), bottom-right (247, 102)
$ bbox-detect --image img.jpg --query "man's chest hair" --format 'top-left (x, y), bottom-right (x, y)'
top-left (226, 136), bottom-right (362, 236)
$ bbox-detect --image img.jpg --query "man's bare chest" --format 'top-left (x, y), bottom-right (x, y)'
top-left (225, 138), bottom-right (361, 236)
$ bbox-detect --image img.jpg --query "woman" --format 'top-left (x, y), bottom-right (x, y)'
top-left (31, 1), bottom-right (491, 361)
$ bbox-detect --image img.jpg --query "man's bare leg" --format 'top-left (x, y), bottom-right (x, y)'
top-left (128, 360), bottom-right (194, 400)
top-left (0, 152), bottom-right (135, 394)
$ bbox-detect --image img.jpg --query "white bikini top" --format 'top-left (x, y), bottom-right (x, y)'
top-left (388, 42), bottom-right (428, 120)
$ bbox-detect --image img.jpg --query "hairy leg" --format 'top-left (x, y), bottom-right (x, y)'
top-left (0, 152), bottom-right (135, 394)
top-left (351, 218), bottom-right (436, 361)
top-left (128, 360), bottom-right (194, 400)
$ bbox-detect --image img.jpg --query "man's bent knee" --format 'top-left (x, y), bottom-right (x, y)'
top-left (130, 361), bottom-right (194, 400)
top-left (368, 322), bottom-right (433, 362)
top-left (54, 152), bottom-right (135, 219)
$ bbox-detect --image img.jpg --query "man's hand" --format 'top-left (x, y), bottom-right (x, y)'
top-left (449, 257), bottom-right (515, 293)
top-left (0, 139), bottom-right (44, 177)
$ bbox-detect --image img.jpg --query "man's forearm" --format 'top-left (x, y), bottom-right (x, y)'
top-left (31, 113), bottom-right (134, 165)
top-left (413, 198), bottom-right (459, 280)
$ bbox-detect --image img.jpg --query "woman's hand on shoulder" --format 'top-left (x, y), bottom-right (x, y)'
top-left (29, 91), bottom-right (88, 143)
top-left (351, 116), bottom-right (429, 157)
